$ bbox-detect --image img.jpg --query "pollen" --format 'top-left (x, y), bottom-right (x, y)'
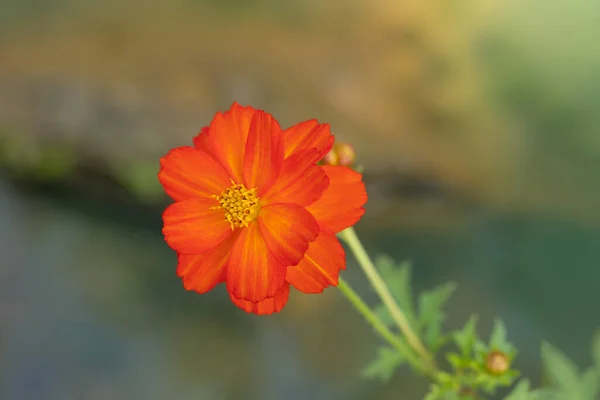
top-left (213, 181), bottom-right (261, 229)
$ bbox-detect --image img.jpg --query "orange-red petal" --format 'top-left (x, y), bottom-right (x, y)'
top-left (192, 126), bottom-right (210, 152)
top-left (258, 203), bottom-right (319, 267)
top-left (162, 197), bottom-right (232, 254)
top-left (306, 165), bottom-right (367, 233)
top-left (261, 149), bottom-right (329, 207)
top-left (283, 119), bottom-right (334, 159)
top-left (158, 146), bottom-right (231, 202)
top-left (226, 222), bottom-right (286, 302)
top-left (229, 282), bottom-right (290, 315)
top-left (201, 102), bottom-right (257, 184)
top-left (176, 232), bottom-right (240, 293)
top-left (243, 110), bottom-right (284, 195)
top-left (286, 227), bottom-right (346, 294)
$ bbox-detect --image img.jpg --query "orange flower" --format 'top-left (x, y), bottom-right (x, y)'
top-left (158, 102), bottom-right (367, 315)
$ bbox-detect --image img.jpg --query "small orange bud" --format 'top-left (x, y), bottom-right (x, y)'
top-left (485, 350), bottom-right (510, 376)
top-left (321, 142), bottom-right (356, 167)
top-left (335, 142), bottom-right (356, 167)
top-left (322, 147), bottom-right (340, 166)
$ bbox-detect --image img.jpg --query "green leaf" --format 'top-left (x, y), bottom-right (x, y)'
top-left (541, 342), bottom-right (579, 390)
top-left (424, 384), bottom-right (444, 400)
top-left (444, 392), bottom-right (461, 400)
top-left (576, 367), bottom-right (598, 399)
top-left (446, 352), bottom-right (465, 369)
top-left (453, 315), bottom-right (479, 358)
top-left (505, 379), bottom-right (559, 400)
top-left (418, 282), bottom-right (457, 350)
top-left (373, 303), bottom-right (395, 327)
top-left (473, 339), bottom-right (488, 363)
top-left (436, 371), bottom-right (455, 385)
top-left (374, 255), bottom-right (418, 328)
top-left (528, 389), bottom-right (561, 400)
top-left (361, 346), bottom-right (406, 382)
top-left (505, 379), bottom-right (532, 399)
top-left (489, 318), bottom-right (507, 350)
top-left (418, 282), bottom-right (457, 326)
top-left (424, 385), bottom-right (462, 400)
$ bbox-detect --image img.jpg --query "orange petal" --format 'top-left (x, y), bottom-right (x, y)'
top-left (176, 232), bottom-right (239, 293)
top-left (226, 222), bottom-right (287, 302)
top-left (261, 149), bottom-right (329, 206)
top-left (162, 197), bottom-right (232, 254)
top-left (258, 203), bottom-right (319, 267)
top-left (192, 126), bottom-right (210, 152)
top-left (286, 227), bottom-right (345, 294)
top-left (283, 119), bottom-right (334, 159)
top-left (202, 102), bottom-right (258, 184)
top-left (243, 110), bottom-right (284, 195)
top-left (158, 146), bottom-right (231, 202)
top-left (306, 165), bottom-right (368, 233)
top-left (229, 282), bottom-right (290, 315)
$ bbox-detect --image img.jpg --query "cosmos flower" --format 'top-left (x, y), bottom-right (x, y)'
top-left (158, 102), bottom-right (367, 314)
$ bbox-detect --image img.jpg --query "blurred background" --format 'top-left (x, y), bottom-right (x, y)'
top-left (1, 0), bottom-right (600, 399)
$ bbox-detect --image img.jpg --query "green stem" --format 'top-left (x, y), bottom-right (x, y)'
top-left (337, 277), bottom-right (422, 371)
top-left (341, 227), bottom-right (435, 369)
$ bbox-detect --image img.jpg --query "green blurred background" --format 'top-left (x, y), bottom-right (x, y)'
top-left (1, 0), bottom-right (599, 399)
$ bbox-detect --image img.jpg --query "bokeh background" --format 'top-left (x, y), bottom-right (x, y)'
top-left (1, 0), bottom-right (600, 399)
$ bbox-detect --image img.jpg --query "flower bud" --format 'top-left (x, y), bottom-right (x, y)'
top-left (322, 147), bottom-right (340, 166)
top-left (321, 142), bottom-right (356, 167)
top-left (485, 350), bottom-right (510, 376)
top-left (335, 142), bottom-right (356, 167)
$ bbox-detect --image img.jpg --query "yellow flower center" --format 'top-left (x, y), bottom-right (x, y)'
top-left (214, 181), bottom-right (261, 229)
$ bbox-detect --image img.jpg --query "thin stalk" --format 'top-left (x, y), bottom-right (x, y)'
top-left (337, 277), bottom-right (423, 371)
top-left (341, 227), bottom-right (435, 369)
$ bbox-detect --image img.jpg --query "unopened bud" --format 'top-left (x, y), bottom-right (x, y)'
top-left (485, 350), bottom-right (510, 376)
top-left (321, 142), bottom-right (356, 167)
top-left (335, 142), bottom-right (356, 167)
top-left (322, 147), bottom-right (340, 166)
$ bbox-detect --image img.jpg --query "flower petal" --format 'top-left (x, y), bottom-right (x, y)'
top-left (200, 102), bottom-right (258, 183)
top-left (286, 227), bottom-right (345, 294)
top-left (158, 146), bottom-right (231, 202)
top-left (176, 232), bottom-right (240, 293)
top-left (226, 222), bottom-right (286, 302)
top-left (306, 165), bottom-right (368, 233)
top-left (258, 203), bottom-right (319, 267)
top-left (261, 149), bottom-right (329, 207)
top-left (243, 110), bottom-right (284, 194)
top-left (162, 197), bottom-right (232, 254)
top-left (283, 119), bottom-right (334, 159)
top-left (229, 283), bottom-right (290, 315)
top-left (192, 126), bottom-right (210, 151)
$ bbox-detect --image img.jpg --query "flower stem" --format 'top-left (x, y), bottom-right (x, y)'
top-left (341, 227), bottom-right (435, 370)
top-left (337, 277), bottom-right (422, 370)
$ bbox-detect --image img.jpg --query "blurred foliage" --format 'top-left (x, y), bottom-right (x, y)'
top-left (362, 254), bottom-right (600, 399)
top-left (1, 0), bottom-right (600, 222)
top-left (431, 317), bottom-right (519, 398)
top-left (372, 257), bottom-right (456, 353)
top-left (0, 129), bottom-right (76, 180)
top-left (504, 336), bottom-right (600, 400)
